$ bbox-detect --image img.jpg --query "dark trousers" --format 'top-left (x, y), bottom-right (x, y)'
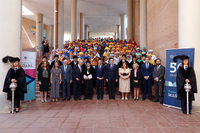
top-left (14, 98), bottom-right (20, 108)
top-left (84, 93), bottom-right (92, 99)
top-left (96, 79), bottom-right (104, 98)
top-left (108, 80), bottom-right (116, 98)
top-left (154, 81), bottom-right (164, 101)
top-left (181, 99), bottom-right (192, 113)
top-left (143, 78), bottom-right (152, 99)
top-left (73, 82), bottom-right (82, 99)
top-left (62, 80), bottom-right (70, 99)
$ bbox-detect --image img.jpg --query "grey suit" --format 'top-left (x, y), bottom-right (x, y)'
top-left (60, 65), bottom-right (72, 99)
top-left (153, 65), bottom-right (165, 101)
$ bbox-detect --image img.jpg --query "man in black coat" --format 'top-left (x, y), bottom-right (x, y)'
top-left (72, 60), bottom-right (84, 101)
top-left (118, 54), bottom-right (130, 68)
top-left (50, 55), bottom-right (62, 69)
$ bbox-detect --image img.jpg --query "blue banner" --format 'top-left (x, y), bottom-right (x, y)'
top-left (164, 48), bottom-right (195, 109)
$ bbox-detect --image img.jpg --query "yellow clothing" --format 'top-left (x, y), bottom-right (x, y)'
top-left (149, 59), bottom-right (156, 66)
top-left (58, 56), bottom-right (64, 62)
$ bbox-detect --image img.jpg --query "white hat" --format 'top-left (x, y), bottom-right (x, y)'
top-left (149, 49), bottom-right (153, 52)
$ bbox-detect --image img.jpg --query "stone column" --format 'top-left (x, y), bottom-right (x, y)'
top-left (121, 13), bottom-right (126, 40)
top-left (50, 25), bottom-right (54, 47)
top-left (117, 25), bottom-right (120, 39)
top-left (79, 13), bottom-right (85, 40)
top-left (88, 31), bottom-right (91, 39)
top-left (71, 0), bottom-right (77, 41)
top-left (58, 0), bottom-right (64, 50)
top-left (85, 25), bottom-right (88, 39)
top-left (140, 0), bottom-right (147, 49)
top-left (54, 0), bottom-right (58, 49)
top-left (0, 0), bottom-right (22, 113)
top-left (127, 0), bottom-right (133, 40)
top-left (178, 0), bottom-right (200, 110)
top-left (36, 13), bottom-right (43, 47)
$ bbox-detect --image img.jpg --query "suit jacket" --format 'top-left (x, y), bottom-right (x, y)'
top-left (153, 65), bottom-right (165, 83)
top-left (95, 65), bottom-right (106, 79)
top-left (72, 65), bottom-right (83, 83)
top-left (60, 65), bottom-right (72, 82)
top-left (70, 61), bottom-right (78, 69)
top-left (105, 64), bottom-right (118, 81)
top-left (141, 63), bottom-right (154, 79)
top-left (131, 69), bottom-right (142, 83)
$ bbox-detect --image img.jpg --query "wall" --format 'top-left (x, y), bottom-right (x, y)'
top-left (134, 0), bottom-right (178, 67)
top-left (22, 17), bottom-right (51, 50)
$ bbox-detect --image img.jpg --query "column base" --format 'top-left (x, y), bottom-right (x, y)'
top-left (0, 93), bottom-right (11, 113)
top-left (192, 102), bottom-right (200, 112)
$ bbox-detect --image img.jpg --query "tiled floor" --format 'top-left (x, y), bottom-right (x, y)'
top-left (0, 95), bottom-right (200, 133)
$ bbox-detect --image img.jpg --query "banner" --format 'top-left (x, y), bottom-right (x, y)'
top-left (164, 48), bottom-right (195, 109)
top-left (21, 51), bottom-right (37, 101)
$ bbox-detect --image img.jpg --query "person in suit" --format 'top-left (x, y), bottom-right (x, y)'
top-left (69, 55), bottom-right (78, 95)
top-left (95, 60), bottom-right (105, 100)
top-left (106, 58), bottom-right (118, 99)
top-left (131, 63), bottom-right (142, 101)
top-left (83, 61), bottom-right (95, 100)
top-left (73, 60), bottom-right (84, 101)
top-left (141, 57), bottom-right (154, 101)
top-left (153, 58), bottom-right (165, 104)
top-left (60, 58), bottom-right (72, 101)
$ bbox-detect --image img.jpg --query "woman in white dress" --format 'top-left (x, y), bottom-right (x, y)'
top-left (119, 62), bottom-right (131, 100)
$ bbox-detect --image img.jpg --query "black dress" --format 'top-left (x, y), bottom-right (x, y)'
top-left (38, 68), bottom-right (50, 91)
top-left (82, 66), bottom-right (95, 94)
top-left (176, 67), bottom-right (197, 101)
top-left (3, 68), bottom-right (27, 100)
top-left (131, 69), bottom-right (142, 88)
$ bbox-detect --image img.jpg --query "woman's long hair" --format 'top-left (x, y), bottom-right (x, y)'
top-left (11, 62), bottom-right (22, 69)
top-left (41, 61), bottom-right (49, 69)
top-left (181, 59), bottom-right (191, 68)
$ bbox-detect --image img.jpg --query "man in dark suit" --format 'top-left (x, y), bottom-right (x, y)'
top-left (95, 59), bottom-right (105, 100)
top-left (60, 58), bottom-right (72, 101)
top-left (153, 58), bottom-right (165, 104)
top-left (141, 57), bottom-right (154, 101)
top-left (72, 60), bottom-right (84, 101)
top-left (70, 55), bottom-right (78, 95)
top-left (106, 58), bottom-right (118, 99)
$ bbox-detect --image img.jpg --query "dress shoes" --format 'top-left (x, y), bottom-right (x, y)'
top-left (142, 98), bottom-right (146, 101)
top-left (101, 97), bottom-right (103, 100)
top-left (153, 99), bottom-right (159, 102)
top-left (150, 98), bottom-right (153, 102)
top-left (62, 98), bottom-right (66, 101)
top-left (74, 98), bottom-right (78, 101)
top-left (67, 98), bottom-right (70, 101)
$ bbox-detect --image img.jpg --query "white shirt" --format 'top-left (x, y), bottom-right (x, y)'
top-left (78, 65), bottom-right (82, 72)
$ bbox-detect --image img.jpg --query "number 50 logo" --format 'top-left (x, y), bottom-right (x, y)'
top-left (170, 63), bottom-right (181, 73)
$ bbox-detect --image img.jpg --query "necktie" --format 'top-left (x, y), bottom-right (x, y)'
top-left (64, 66), bottom-right (67, 73)
top-left (79, 66), bottom-right (82, 73)
top-left (146, 63), bottom-right (148, 69)
top-left (110, 65), bottom-right (113, 70)
top-left (15, 68), bottom-right (17, 73)
top-left (99, 65), bottom-right (101, 71)
top-left (185, 66), bottom-right (188, 72)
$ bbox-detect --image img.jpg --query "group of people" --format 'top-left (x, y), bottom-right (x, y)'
top-left (1, 38), bottom-right (197, 114)
top-left (37, 38), bottom-right (166, 104)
